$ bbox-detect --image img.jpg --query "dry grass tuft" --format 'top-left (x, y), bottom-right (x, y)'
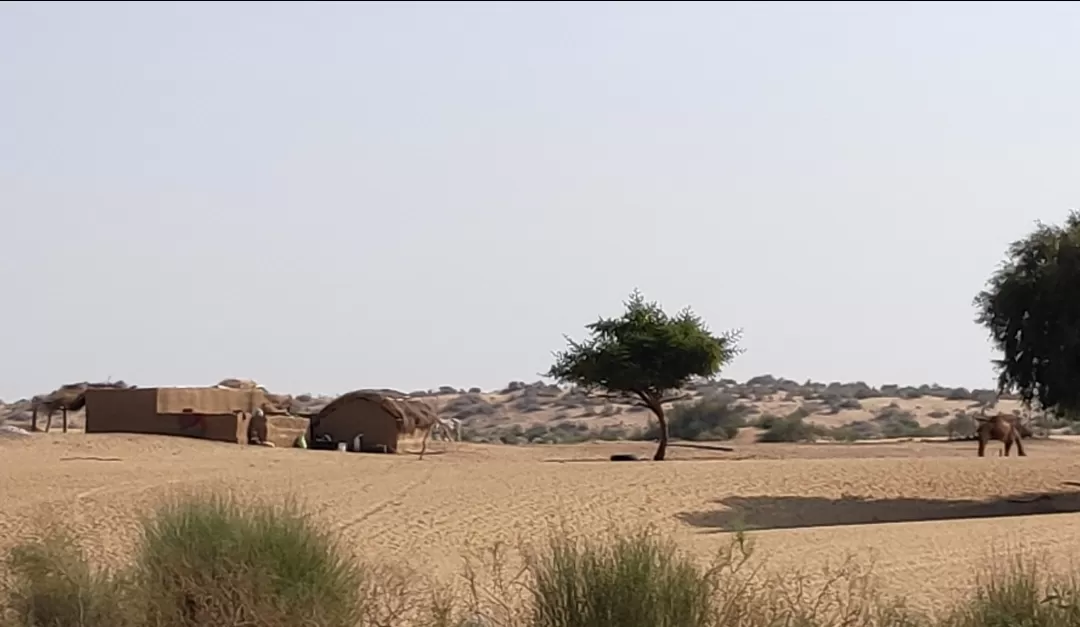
top-left (4, 493), bottom-right (1080, 627)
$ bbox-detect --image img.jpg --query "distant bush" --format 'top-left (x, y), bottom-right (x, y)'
top-left (646, 394), bottom-right (749, 441)
top-left (752, 413), bottom-right (783, 430)
top-left (822, 396), bottom-right (863, 413)
top-left (945, 387), bottom-right (974, 401)
top-left (827, 420), bottom-right (882, 442)
top-left (758, 412), bottom-right (823, 443)
top-left (896, 387), bottom-right (923, 400)
top-left (947, 414), bottom-right (978, 439)
top-left (873, 407), bottom-right (923, 438)
top-left (443, 394), bottom-right (499, 420)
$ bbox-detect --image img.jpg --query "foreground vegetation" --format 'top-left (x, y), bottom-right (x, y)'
top-left (3, 494), bottom-right (1080, 627)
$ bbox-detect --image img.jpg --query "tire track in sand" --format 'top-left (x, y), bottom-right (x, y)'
top-left (331, 465), bottom-right (436, 534)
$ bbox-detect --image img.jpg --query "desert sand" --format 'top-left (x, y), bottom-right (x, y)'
top-left (3, 432), bottom-right (1080, 614)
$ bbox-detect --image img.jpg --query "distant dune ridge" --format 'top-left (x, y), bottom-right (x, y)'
top-left (0, 375), bottom-right (1055, 444)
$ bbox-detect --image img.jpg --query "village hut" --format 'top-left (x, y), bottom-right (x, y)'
top-left (309, 390), bottom-right (438, 453)
top-left (83, 386), bottom-right (264, 444)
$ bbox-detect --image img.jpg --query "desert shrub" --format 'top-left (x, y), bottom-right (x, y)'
top-left (873, 408), bottom-right (924, 438)
top-left (938, 555), bottom-right (1080, 627)
top-left (827, 397), bottom-right (863, 413)
top-left (945, 387), bottom-right (973, 401)
top-left (443, 394), bottom-right (499, 420)
top-left (595, 425), bottom-right (630, 441)
top-left (135, 495), bottom-right (366, 627)
top-left (11, 493), bottom-right (1080, 627)
top-left (468, 387), bottom-right (482, 394)
top-left (660, 394), bottom-right (748, 441)
top-left (1034, 413), bottom-right (1070, 431)
top-left (4, 528), bottom-right (128, 627)
top-left (758, 414), bottom-right (823, 443)
top-left (919, 423), bottom-right (948, 437)
top-left (947, 414), bottom-right (978, 439)
top-left (525, 529), bottom-right (722, 627)
top-left (970, 389), bottom-right (999, 407)
top-left (787, 406), bottom-right (812, 420)
top-left (928, 410), bottom-right (950, 419)
top-left (827, 420), bottom-right (883, 442)
top-left (896, 387), bottom-right (923, 400)
top-left (752, 413), bottom-right (783, 430)
top-left (524, 424), bottom-right (550, 441)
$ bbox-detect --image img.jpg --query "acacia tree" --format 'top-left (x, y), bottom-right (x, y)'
top-left (975, 210), bottom-right (1080, 417)
top-left (545, 290), bottom-right (742, 461)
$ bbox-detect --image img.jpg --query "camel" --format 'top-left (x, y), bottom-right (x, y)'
top-left (32, 381), bottom-right (133, 433)
top-left (975, 414), bottom-right (1027, 457)
top-left (431, 417), bottom-right (462, 442)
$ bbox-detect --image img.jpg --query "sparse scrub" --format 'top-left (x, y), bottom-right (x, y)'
top-left (4, 528), bottom-right (128, 627)
top-left (947, 414), bottom-right (978, 440)
top-left (827, 420), bottom-right (883, 442)
top-left (525, 529), bottom-right (727, 627)
top-left (7, 494), bottom-right (1080, 627)
top-left (758, 412), bottom-right (824, 443)
top-left (646, 394), bottom-right (748, 441)
top-left (135, 495), bottom-right (367, 627)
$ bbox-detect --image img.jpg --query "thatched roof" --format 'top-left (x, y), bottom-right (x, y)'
top-left (314, 390), bottom-right (438, 435)
top-left (35, 381), bottom-right (133, 410)
top-left (215, 378), bottom-right (263, 390)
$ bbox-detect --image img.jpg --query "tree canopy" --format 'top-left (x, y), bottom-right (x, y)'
top-left (545, 289), bottom-right (742, 460)
top-left (975, 210), bottom-right (1080, 417)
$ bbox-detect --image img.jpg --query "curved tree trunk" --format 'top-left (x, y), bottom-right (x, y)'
top-left (650, 403), bottom-right (669, 461)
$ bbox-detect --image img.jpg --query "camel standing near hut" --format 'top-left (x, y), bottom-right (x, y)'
top-left (432, 417), bottom-right (462, 442)
top-left (32, 381), bottom-right (132, 433)
top-left (975, 414), bottom-right (1027, 457)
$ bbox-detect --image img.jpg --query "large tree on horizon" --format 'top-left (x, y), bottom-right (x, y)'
top-left (975, 210), bottom-right (1080, 417)
top-left (545, 290), bottom-right (742, 461)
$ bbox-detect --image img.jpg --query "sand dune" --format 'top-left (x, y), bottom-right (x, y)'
top-left (2, 434), bottom-right (1080, 613)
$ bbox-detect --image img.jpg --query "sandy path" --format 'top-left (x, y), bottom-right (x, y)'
top-left (2, 435), bottom-right (1080, 613)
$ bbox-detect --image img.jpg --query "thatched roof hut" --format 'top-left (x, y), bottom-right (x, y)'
top-left (309, 390), bottom-right (439, 453)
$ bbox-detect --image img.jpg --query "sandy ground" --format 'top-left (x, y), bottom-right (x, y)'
top-left (3, 433), bottom-right (1080, 614)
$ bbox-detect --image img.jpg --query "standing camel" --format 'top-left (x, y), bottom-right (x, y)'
top-left (431, 417), bottom-right (461, 442)
top-left (975, 414), bottom-right (1027, 457)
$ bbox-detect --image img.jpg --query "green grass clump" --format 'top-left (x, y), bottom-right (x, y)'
top-left (4, 528), bottom-right (127, 627)
top-left (134, 494), bottom-right (365, 627)
top-left (526, 529), bottom-right (720, 627)
top-left (938, 555), bottom-right (1080, 627)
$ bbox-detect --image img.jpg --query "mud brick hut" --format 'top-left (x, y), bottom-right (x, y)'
top-left (83, 387), bottom-right (269, 443)
top-left (309, 390), bottom-right (438, 453)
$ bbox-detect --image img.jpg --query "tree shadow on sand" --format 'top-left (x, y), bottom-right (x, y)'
top-left (677, 488), bottom-right (1080, 532)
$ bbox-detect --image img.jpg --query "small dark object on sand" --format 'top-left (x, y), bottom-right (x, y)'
top-left (610, 454), bottom-right (639, 462)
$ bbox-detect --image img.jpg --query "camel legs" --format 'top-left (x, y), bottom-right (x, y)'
top-left (418, 427), bottom-right (431, 460)
top-left (977, 435), bottom-right (987, 457)
top-left (1004, 438), bottom-right (1013, 457)
top-left (1014, 435), bottom-right (1027, 457)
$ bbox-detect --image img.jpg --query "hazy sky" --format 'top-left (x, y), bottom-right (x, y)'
top-left (2, 1), bottom-right (1078, 399)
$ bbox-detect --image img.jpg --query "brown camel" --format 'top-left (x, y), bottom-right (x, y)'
top-left (975, 414), bottom-right (1027, 457)
top-left (32, 381), bottom-right (133, 433)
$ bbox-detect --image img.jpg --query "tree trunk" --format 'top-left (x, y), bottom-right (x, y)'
top-left (651, 404), bottom-right (669, 461)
